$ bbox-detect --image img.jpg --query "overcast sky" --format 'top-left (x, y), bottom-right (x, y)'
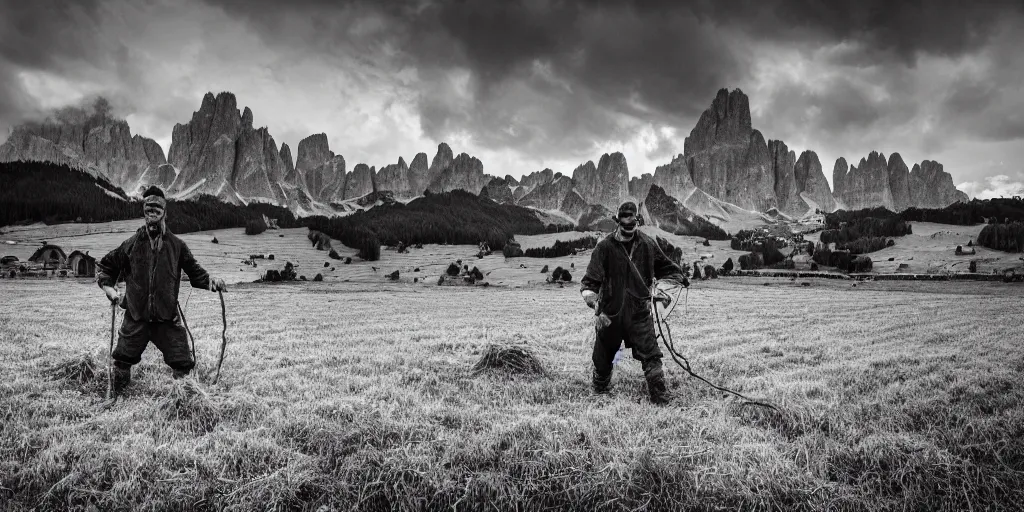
top-left (2, 0), bottom-right (1022, 198)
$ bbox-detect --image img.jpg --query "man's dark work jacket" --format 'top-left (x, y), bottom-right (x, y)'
top-left (580, 231), bottom-right (686, 319)
top-left (97, 226), bottom-right (211, 322)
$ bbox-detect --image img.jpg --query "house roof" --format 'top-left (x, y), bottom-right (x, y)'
top-left (68, 250), bottom-right (96, 261)
top-left (28, 244), bottom-right (67, 262)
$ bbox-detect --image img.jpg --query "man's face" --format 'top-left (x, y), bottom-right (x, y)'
top-left (144, 203), bottom-right (165, 226)
top-left (618, 212), bottom-right (638, 235)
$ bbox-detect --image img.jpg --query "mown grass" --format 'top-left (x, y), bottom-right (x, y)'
top-left (1, 278), bottom-right (1022, 511)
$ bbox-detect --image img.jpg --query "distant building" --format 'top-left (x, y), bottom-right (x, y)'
top-left (67, 250), bottom-right (96, 277)
top-left (28, 244), bottom-right (67, 269)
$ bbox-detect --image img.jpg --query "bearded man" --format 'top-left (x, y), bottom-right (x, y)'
top-left (96, 186), bottom-right (226, 396)
top-left (579, 201), bottom-right (688, 405)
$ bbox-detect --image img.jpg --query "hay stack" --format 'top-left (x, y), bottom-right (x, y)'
top-left (46, 353), bottom-right (99, 390)
top-left (472, 345), bottom-right (546, 377)
top-left (158, 379), bottom-right (221, 434)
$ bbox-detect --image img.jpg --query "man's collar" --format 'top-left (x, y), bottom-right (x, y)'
top-left (614, 230), bottom-right (636, 243)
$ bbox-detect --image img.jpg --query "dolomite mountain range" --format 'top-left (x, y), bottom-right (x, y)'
top-left (0, 88), bottom-right (968, 228)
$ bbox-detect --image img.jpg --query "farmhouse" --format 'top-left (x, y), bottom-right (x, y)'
top-left (28, 244), bottom-right (67, 269)
top-left (67, 250), bottom-right (97, 277)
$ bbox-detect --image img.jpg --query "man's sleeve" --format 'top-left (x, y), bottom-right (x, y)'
top-left (96, 237), bottom-right (131, 288)
top-left (580, 243), bottom-right (605, 293)
top-left (651, 240), bottom-right (686, 283)
top-left (179, 242), bottom-right (212, 290)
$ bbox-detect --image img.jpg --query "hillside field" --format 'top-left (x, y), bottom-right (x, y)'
top-left (1, 219), bottom-right (1023, 509)
top-left (2, 265), bottom-right (1023, 509)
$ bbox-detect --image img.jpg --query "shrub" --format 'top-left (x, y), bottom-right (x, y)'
top-left (211, 237), bottom-right (219, 244)
top-left (329, 249), bottom-right (341, 260)
top-left (349, 229), bottom-right (381, 261)
top-left (738, 252), bottom-right (764, 270)
top-left (503, 240), bottom-right (525, 258)
top-left (977, 222), bottom-right (1024, 252)
top-left (811, 262), bottom-right (819, 271)
top-left (446, 263), bottom-right (460, 276)
top-left (244, 218), bottom-right (267, 235)
top-left (540, 265), bottom-right (549, 273)
top-left (850, 255), bottom-right (873, 272)
top-left (722, 258), bottom-right (734, 273)
top-left (702, 239), bottom-right (711, 247)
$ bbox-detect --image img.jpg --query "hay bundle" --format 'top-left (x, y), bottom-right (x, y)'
top-left (540, 265), bottom-right (549, 273)
top-left (313, 273), bottom-right (323, 282)
top-left (472, 345), bottom-right (546, 377)
top-left (158, 379), bottom-right (221, 434)
top-left (388, 270), bottom-right (400, 280)
top-left (46, 353), bottom-right (99, 389)
top-left (446, 263), bottom-right (460, 276)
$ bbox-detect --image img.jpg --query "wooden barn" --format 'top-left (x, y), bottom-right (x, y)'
top-left (28, 244), bottom-right (67, 269)
top-left (67, 250), bottom-right (97, 277)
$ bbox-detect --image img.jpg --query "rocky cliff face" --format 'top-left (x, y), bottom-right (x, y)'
top-left (480, 176), bottom-right (515, 204)
top-left (425, 143), bottom-right (453, 190)
top-left (519, 174), bottom-right (574, 211)
top-left (628, 173), bottom-right (654, 203)
top-left (832, 151), bottom-right (893, 211)
top-left (683, 88), bottom-right (777, 212)
top-left (793, 151), bottom-right (836, 213)
top-left (165, 92), bottom-right (297, 204)
top-left (0, 113), bottom-right (168, 195)
top-left (427, 152), bottom-right (486, 194)
top-left (407, 152), bottom-right (430, 196)
top-left (832, 151), bottom-right (966, 211)
top-left (643, 184), bottom-right (724, 236)
top-left (344, 163), bottom-right (376, 199)
top-left (280, 143), bottom-right (296, 184)
top-left (769, 140), bottom-right (801, 215)
top-left (910, 160), bottom-right (970, 208)
top-left (560, 189), bottom-right (589, 221)
top-left (651, 154), bottom-right (696, 206)
top-left (887, 153), bottom-right (912, 212)
top-left (572, 153), bottom-right (629, 209)
top-left (376, 157), bottom-right (411, 197)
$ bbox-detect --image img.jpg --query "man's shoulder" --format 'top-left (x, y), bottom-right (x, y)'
top-left (165, 231), bottom-right (189, 249)
top-left (594, 233), bottom-right (617, 250)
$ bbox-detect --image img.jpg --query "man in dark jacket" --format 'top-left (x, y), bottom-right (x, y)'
top-left (97, 186), bottom-right (226, 396)
top-left (580, 201), bottom-right (688, 405)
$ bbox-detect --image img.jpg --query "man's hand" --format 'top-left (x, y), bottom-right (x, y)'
top-left (209, 277), bottom-right (227, 292)
top-left (102, 285), bottom-right (120, 305)
top-left (581, 290), bottom-right (599, 309)
top-left (595, 313), bottom-right (611, 330)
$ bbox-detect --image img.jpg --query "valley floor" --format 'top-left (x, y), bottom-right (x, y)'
top-left (1, 277), bottom-right (1021, 510)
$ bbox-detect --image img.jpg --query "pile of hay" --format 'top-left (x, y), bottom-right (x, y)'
top-left (472, 345), bottom-right (546, 377)
top-left (158, 379), bottom-right (221, 434)
top-left (45, 353), bottom-right (101, 392)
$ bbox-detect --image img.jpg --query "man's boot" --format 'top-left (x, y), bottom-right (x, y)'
top-left (592, 368), bottom-right (612, 395)
top-left (646, 369), bottom-right (671, 406)
top-left (111, 362), bottom-right (131, 397)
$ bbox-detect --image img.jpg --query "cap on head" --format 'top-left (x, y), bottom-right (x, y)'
top-left (617, 201), bottom-right (637, 218)
top-left (143, 186), bottom-right (167, 208)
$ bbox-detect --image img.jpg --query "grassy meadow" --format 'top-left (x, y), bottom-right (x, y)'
top-left (1, 220), bottom-right (1023, 510)
top-left (1, 274), bottom-right (1022, 510)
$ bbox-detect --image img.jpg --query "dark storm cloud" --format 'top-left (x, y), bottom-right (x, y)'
top-left (199, 0), bottom-right (1023, 164)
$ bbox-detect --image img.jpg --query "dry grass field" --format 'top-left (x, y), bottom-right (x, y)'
top-left (2, 271), bottom-right (1023, 510)
top-left (1, 220), bottom-right (1023, 510)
